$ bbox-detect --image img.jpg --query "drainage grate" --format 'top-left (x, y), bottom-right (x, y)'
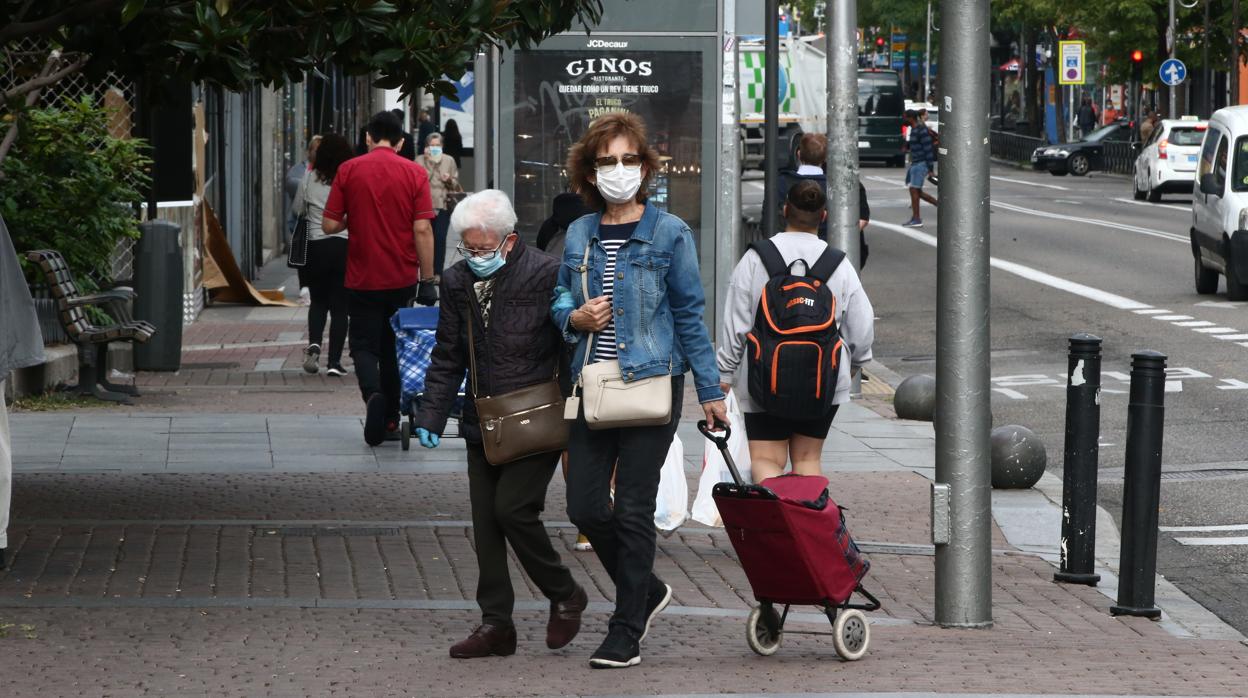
top-left (275, 527), bottom-right (401, 537)
top-left (1160, 469), bottom-right (1248, 481)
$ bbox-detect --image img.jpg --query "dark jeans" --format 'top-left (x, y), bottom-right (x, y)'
top-left (433, 208), bottom-right (451, 273)
top-left (347, 285), bottom-right (415, 418)
top-left (305, 237), bottom-right (348, 364)
top-left (467, 444), bottom-right (577, 627)
top-left (566, 374), bottom-right (684, 639)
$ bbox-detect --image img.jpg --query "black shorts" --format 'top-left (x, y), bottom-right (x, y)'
top-left (744, 406), bottom-right (840, 441)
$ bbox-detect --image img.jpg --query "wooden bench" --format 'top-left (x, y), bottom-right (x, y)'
top-left (25, 249), bottom-right (156, 403)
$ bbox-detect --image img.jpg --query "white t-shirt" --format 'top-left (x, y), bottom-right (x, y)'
top-left (716, 231), bottom-right (874, 411)
top-left (292, 170), bottom-right (348, 241)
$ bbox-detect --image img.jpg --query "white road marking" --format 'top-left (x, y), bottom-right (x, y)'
top-left (1167, 367), bottom-right (1211, 379)
top-left (1162, 523), bottom-right (1248, 532)
top-left (1196, 300), bottom-right (1247, 309)
top-left (991, 388), bottom-right (1028, 400)
top-left (1134, 308), bottom-right (1170, 314)
top-left (1174, 320), bottom-right (1216, 327)
top-left (1217, 379), bottom-right (1248, 390)
top-left (991, 175), bottom-right (1069, 191)
top-left (866, 175), bottom-right (907, 189)
top-left (1112, 197), bottom-right (1191, 213)
top-left (1153, 314), bottom-right (1195, 321)
top-left (1194, 327), bottom-right (1240, 334)
top-left (990, 200), bottom-right (1189, 244)
top-left (1217, 334), bottom-right (1248, 340)
top-left (874, 220), bottom-right (1152, 310)
top-left (1166, 380), bottom-right (1184, 393)
top-left (1174, 536), bottom-right (1248, 546)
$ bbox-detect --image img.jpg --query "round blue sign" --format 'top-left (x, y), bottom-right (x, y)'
top-left (1159, 58), bottom-right (1187, 87)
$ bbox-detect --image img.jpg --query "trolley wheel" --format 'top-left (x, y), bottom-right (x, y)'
top-left (832, 609), bottom-right (869, 660)
top-left (746, 605), bottom-right (783, 656)
top-left (400, 420), bottom-right (411, 451)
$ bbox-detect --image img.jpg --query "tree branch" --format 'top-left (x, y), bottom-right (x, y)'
top-left (2, 54), bottom-right (89, 102)
top-left (0, 51), bottom-right (66, 172)
top-left (0, 0), bottom-right (125, 44)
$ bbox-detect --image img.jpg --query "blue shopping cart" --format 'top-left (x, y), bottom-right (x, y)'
top-left (392, 306), bottom-right (466, 451)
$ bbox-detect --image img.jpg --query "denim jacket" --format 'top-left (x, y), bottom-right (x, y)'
top-left (553, 203), bottom-right (725, 405)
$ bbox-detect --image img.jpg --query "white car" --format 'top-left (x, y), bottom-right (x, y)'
top-left (1133, 117), bottom-right (1207, 202)
top-left (1192, 106), bottom-right (1248, 299)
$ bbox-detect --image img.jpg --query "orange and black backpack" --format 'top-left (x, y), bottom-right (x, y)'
top-left (745, 240), bottom-right (845, 420)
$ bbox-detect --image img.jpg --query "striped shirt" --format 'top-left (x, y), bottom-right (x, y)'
top-left (591, 222), bottom-right (637, 363)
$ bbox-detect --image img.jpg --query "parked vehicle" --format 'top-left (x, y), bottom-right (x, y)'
top-left (857, 69), bottom-right (906, 166)
top-left (1133, 117), bottom-right (1208, 202)
top-left (1191, 106), bottom-right (1248, 300)
top-left (1030, 121), bottom-right (1133, 176)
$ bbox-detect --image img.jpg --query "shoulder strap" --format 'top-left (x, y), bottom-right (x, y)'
top-left (578, 239), bottom-right (595, 377)
top-left (748, 240), bottom-right (788, 278)
top-left (808, 246), bottom-right (846, 282)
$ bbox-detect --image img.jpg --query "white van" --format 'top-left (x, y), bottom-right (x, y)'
top-left (1192, 106), bottom-right (1248, 300)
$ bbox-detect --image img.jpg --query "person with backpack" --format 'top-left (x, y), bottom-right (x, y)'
top-left (716, 179), bottom-right (875, 481)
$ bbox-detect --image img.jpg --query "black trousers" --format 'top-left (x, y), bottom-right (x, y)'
top-left (347, 285), bottom-right (415, 418)
top-left (433, 208), bottom-right (451, 273)
top-left (566, 374), bottom-right (684, 639)
top-left (467, 444), bottom-right (577, 627)
top-left (305, 237), bottom-right (348, 364)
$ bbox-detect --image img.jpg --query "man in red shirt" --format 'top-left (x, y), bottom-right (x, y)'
top-left (324, 111), bottom-right (438, 445)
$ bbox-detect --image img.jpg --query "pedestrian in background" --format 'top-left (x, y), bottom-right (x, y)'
top-left (323, 111), bottom-right (438, 446)
top-left (902, 109), bottom-right (938, 228)
top-left (391, 108), bottom-right (417, 160)
top-left (553, 112), bottom-right (727, 669)
top-left (414, 190), bottom-right (587, 660)
top-left (416, 108), bottom-right (436, 155)
top-left (777, 133), bottom-right (871, 268)
top-left (716, 180), bottom-right (875, 480)
top-left (1077, 97), bottom-right (1097, 139)
top-left (417, 132), bottom-right (461, 275)
top-left (293, 133), bottom-right (353, 377)
top-left (442, 118), bottom-right (465, 167)
top-left (1140, 111), bottom-right (1159, 143)
top-left (1, 213), bottom-right (45, 569)
top-left (285, 135), bottom-right (321, 305)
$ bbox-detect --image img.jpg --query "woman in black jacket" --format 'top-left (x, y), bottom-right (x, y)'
top-left (413, 189), bottom-right (586, 660)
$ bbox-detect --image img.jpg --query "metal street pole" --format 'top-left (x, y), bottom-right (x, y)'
top-left (716, 0), bottom-right (741, 335)
top-left (826, 0), bottom-right (860, 268)
top-left (764, 0), bottom-right (780, 238)
top-left (1205, 0), bottom-right (1212, 115)
top-left (934, 0), bottom-right (993, 628)
top-left (1234, 0), bottom-right (1242, 106)
top-left (924, 1), bottom-right (933, 101)
top-left (1169, 0), bottom-right (1177, 117)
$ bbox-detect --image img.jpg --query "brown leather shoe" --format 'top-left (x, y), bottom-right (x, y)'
top-left (546, 583), bottom-right (588, 649)
top-left (450, 624), bottom-right (517, 658)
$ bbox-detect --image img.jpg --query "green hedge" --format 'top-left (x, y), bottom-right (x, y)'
top-left (1, 97), bottom-right (152, 293)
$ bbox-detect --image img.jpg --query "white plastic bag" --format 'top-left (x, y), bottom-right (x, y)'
top-left (691, 391), bottom-right (752, 527)
top-left (653, 434), bottom-right (687, 532)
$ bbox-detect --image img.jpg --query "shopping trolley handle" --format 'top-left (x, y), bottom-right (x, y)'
top-left (696, 419), bottom-right (732, 448)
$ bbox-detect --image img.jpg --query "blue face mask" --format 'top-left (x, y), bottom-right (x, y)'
top-left (466, 254), bottom-right (505, 278)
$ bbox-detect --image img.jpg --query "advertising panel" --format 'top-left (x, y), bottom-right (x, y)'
top-left (511, 48), bottom-right (704, 242)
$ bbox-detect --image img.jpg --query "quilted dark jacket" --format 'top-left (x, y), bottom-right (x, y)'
top-left (414, 238), bottom-right (562, 443)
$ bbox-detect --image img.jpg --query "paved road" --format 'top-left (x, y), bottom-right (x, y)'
top-left (860, 163), bottom-right (1248, 635)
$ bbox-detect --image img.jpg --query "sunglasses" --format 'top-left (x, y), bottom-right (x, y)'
top-left (594, 153), bottom-right (643, 170)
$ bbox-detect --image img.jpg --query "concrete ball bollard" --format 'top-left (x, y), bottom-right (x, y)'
top-left (894, 374), bottom-right (936, 421)
top-left (990, 424), bottom-right (1047, 489)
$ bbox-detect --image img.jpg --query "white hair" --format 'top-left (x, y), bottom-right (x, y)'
top-left (449, 189), bottom-right (518, 242)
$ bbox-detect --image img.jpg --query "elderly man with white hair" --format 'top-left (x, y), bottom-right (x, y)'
top-left (414, 189), bottom-right (586, 659)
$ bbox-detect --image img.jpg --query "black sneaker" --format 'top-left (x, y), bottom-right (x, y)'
top-left (589, 627), bottom-right (640, 669)
top-left (364, 393), bottom-right (387, 446)
top-left (325, 363), bottom-right (348, 377)
top-left (640, 582), bottom-right (673, 643)
top-left (302, 344), bottom-right (321, 374)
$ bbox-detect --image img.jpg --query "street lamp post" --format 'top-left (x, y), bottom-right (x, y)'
top-left (934, 0), bottom-right (993, 628)
top-left (826, 0), bottom-right (860, 268)
top-left (1169, 0), bottom-right (1177, 118)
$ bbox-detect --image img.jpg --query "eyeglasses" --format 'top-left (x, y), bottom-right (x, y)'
top-left (456, 233), bottom-right (514, 261)
top-left (594, 153), bottom-right (642, 170)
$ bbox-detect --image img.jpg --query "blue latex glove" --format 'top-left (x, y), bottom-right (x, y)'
top-left (551, 285), bottom-right (575, 314)
top-left (415, 427), bottom-right (440, 449)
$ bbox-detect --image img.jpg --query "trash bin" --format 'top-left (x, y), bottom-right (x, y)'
top-left (133, 219), bottom-right (184, 371)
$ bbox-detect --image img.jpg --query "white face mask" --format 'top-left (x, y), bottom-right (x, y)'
top-left (594, 163), bottom-right (642, 204)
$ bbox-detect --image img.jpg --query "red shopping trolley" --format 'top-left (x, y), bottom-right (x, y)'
top-left (698, 420), bottom-right (881, 659)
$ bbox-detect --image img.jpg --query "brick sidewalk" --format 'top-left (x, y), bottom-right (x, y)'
top-left (5, 279), bottom-right (1248, 696)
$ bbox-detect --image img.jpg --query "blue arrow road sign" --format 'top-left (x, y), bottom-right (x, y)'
top-left (1160, 58), bottom-right (1187, 87)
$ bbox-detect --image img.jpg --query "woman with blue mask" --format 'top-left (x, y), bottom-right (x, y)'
top-left (552, 112), bottom-right (727, 669)
top-left (417, 133), bottom-right (462, 275)
top-left (413, 189), bottom-right (587, 660)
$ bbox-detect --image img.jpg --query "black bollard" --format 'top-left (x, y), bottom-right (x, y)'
top-left (1055, 334), bottom-right (1102, 586)
top-left (1111, 350), bottom-right (1167, 619)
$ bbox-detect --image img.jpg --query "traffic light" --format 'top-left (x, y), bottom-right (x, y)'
top-left (1131, 50), bottom-right (1144, 63)
top-left (876, 36), bottom-right (886, 48)
top-left (1130, 49), bottom-right (1144, 82)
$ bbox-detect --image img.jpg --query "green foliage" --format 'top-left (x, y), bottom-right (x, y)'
top-left (2, 0), bottom-right (606, 102)
top-left (0, 97), bottom-right (151, 291)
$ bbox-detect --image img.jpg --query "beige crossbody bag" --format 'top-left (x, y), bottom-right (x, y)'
top-left (564, 239), bottom-right (672, 430)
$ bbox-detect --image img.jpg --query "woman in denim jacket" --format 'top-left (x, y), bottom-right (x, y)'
top-left (551, 113), bottom-right (726, 669)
